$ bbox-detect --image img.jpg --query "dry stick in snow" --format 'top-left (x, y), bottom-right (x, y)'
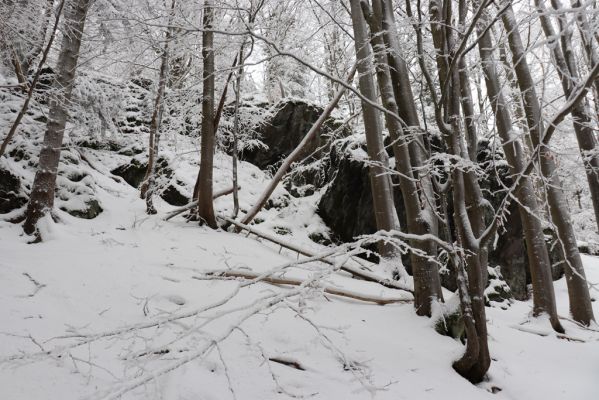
top-left (198, 269), bottom-right (411, 305)
top-left (0, 0), bottom-right (66, 158)
top-left (223, 216), bottom-right (413, 293)
top-left (164, 185), bottom-right (239, 221)
top-left (239, 63), bottom-right (357, 226)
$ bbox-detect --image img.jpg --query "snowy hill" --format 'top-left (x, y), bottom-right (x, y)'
top-left (2, 144), bottom-right (599, 400)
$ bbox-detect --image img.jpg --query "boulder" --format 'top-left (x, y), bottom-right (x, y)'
top-left (240, 99), bottom-right (349, 171)
top-left (63, 199), bottom-right (103, 219)
top-left (111, 158), bottom-right (190, 206)
top-left (0, 168), bottom-right (28, 214)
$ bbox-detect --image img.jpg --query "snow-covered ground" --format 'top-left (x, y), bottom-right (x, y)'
top-left (1, 144), bottom-right (599, 400)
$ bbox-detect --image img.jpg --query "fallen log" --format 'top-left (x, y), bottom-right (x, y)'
top-left (222, 217), bottom-right (413, 293)
top-left (197, 269), bottom-right (412, 305)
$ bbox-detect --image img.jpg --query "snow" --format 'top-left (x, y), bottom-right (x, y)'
top-left (2, 144), bottom-right (599, 400)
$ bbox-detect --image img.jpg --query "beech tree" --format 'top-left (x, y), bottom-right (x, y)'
top-left (23, 0), bottom-right (92, 237)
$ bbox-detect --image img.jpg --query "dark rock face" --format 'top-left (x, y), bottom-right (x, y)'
top-left (240, 100), bottom-right (348, 171)
top-left (161, 182), bottom-right (189, 206)
top-left (111, 158), bottom-right (148, 188)
top-left (111, 158), bottom-right (190, 206)
top-left (0, 168), bottom-right (28, 214)
top-left (316, 137), bottom-right (566, 296)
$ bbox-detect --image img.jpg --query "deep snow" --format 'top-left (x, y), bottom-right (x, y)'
top-left (1, 143), bottom-right (599, 400)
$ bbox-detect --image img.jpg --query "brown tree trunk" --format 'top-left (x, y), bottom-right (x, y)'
top-left (502, 3), bottom-right (594, 325)
top-left (349, 0), bottom-right (401, 258)
top-left (23, 0), bottom-right (92, 237)
top-left (473, 0), bottom-right (563, 333)
top-left (365, 0), bottom-right (443, 317)
top-left (194, 0), bottom-right (217, 228)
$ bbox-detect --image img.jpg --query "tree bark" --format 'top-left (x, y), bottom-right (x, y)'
top-left (195, 0), bottom-right (217, 228)
top-left (429, 0), bottom-right (490, 382)
top-left (539, 0), bottom-right (599, 234)
top-left (140, 0), bottom-right (177, 215)
top-left (23, 0), bottom-right (92, 237)
top-left (501, 2), bottom-right (594, 325)
top-left (348, 0), bottom-right (401, 259)
top-left (364, 0), bottom-right (443, 317)
top-left (473, 0), bottom-right (563, 333)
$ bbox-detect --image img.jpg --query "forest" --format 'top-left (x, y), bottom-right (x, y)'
top-left (1, 0), bottom-right (599, 398)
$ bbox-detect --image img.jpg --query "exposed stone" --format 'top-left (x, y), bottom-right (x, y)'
top-left (160, 182), bottom-right (190, 206)
top-left (63, 199), bottom-right (103, 219)
top-left (111, 158), bottom-right (147, 188)
top-left (0, 168), bottom-right (28, 214)
top-left (240, 99), bottom-right (349, 171)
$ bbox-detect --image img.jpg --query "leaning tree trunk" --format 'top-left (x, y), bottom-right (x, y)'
top-left (140, 0), bottom-right (176, 215)
top-left (501, 3), bottom-right (594, 325)
top-left (348, 0), bottom-right (401, 259)
top-left (194, 0), bottom-right (217, 228)
top-left (23, 0), bottom-right (92, 238)
top-left (473, 0), bottom-right (563, 333)
top-left (365, 0), bottom-right (443, 317)
top-left (541, 0), bottom-right (599, 234)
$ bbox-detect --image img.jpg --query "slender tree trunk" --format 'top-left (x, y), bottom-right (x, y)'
top-left (195, 0), bottom-right (217, 228)
top-left (502, 3), bottom-right (594, 324)
top-left (429, 0), bottom-right (490, 382)
top-left (365, 0), bottom-right (443, 317)
top-left (540, 0), bottom-right (599, 234)
top-left (231, 49), bottom-right (243, 220)
top-left (140, 0), bottom-right (176, 215)
top-left (349, 0), bottom-right (401, 258)
top-left (473, 0), bottom-right (563, 333)
top-left (0, 0), bottom-right (66, 158)
top-left (23, 0), bottom-right (92, 237)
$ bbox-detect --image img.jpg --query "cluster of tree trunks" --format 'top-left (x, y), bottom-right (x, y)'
top-left (8, 0), bottom-right (598, 386)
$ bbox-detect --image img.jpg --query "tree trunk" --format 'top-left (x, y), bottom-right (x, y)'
top-left (0, 0), bottom-right (66, 158)
top-left (348, 0), bottom-right (401, 258)
top-left (23, 0), bottom-right (92, 237)
top-left (365, 0), bottom-right (443, 317)
top-left (429, 0), bottom-right (490, 382)
top-left (473, 0), bottom-right (563, 333)
top-left (140, 0), bottom-right (176, 215)
top-left (541, 0), bottom-right (599, 234)
top-left (195, 0), bottom-right (217, 228)
top-left (502, 3), bottom-right (594, 325)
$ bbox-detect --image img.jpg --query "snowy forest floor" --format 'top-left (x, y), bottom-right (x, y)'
top-left (2, 144), bottom-right (599, 400)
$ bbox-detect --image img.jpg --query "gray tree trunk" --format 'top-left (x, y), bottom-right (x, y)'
top-left (23, 0), bottom-right (92, 237)
top-left (365, 0), bottom-right (443, 317)
top-left (502, 3), bottom-right (594, 325)
top-left (195, 0), bottom-right (217, 228)
top-left (349, 0), bottom-right (401, 258)
top-left (473, 0), bottom-right (563, 333)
